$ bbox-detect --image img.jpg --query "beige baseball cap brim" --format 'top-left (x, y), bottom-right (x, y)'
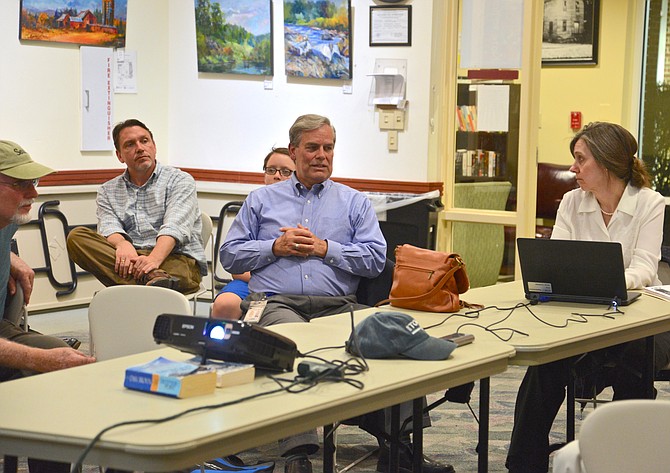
top-left (0, 140), bottom-right (55, 179)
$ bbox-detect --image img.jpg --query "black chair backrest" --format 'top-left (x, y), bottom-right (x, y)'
top-left (213, 201), bottom-right (244, 288)
top-left (355, 258), bottom-right (395, 306)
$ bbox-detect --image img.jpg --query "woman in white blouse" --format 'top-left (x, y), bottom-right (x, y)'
top-left (506, 122), bottom-right (670, 473)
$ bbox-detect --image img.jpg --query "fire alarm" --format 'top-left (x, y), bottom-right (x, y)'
top-left (570, 111), bottom-right (582, 130)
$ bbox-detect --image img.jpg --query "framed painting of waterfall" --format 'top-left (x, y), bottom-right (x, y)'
top-left (284, 0), bottom-right (352, 80)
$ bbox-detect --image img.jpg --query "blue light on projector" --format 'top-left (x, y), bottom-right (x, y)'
top-left (209, 325), bottom-right (226, 340)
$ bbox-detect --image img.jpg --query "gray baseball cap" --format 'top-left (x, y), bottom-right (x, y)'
top-left (346, 311), bottom-right (458, 360)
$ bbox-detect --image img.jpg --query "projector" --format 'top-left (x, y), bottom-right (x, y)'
top-left (152, 314), bottom-right (298, 372)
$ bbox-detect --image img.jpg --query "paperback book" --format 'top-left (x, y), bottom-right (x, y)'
top-left (124, 356), bottom-right (217, 399)
top-left (191, 358), bottom-right (255, 388)
top-left (643, 285), bottom-right (670, 302)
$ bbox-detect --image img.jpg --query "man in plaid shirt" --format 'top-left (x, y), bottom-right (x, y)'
top-left (67, 119), bottom-right (206, 294)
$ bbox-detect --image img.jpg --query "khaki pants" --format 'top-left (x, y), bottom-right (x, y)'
top-left (66, 226), bottom-right (201, 294)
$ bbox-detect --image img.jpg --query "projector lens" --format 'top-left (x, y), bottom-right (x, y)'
top-left (209, 325), bottom-right (226, 340)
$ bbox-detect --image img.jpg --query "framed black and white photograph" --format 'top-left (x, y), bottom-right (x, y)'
top-left (542, 0), bottom-right (600, 66)
top-left (370, 5), bottom-right (412, 47)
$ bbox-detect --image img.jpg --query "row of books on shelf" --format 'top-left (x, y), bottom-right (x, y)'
top-left (455, 149), bottom-right (501, 177)
top-left (456, 105), bottom-right (477, 132)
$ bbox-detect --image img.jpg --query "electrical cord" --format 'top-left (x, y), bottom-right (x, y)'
top-left (447, 302), bottom-right (530, 342)
top-left (70, 379), bottom-right (304, 473)
top-left (427, 300), bottom-right (620, 342)
top-left (422, 310), bottom-right (481, 331)
top-left (571, 301), bottom-right (624, 318)
top-left (273, 305), bottom-right (370, 391)
top-left (72, 306), bottom-right (372, 472)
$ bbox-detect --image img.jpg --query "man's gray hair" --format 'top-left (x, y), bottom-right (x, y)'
top-left (289, 114), bottom-right (336, 147)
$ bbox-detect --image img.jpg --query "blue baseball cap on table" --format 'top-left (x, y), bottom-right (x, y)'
top-left (346, 311), bottom-right (457, 360)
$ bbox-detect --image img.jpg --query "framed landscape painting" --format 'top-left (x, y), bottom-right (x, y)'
top-left (195, 0), bottom-right (273, 76)
top-left (542, 0), bottom-right (600, 66)
top-left (19, 0), bottom-right (127, 48)
top-left (284, 0), bottom-right (352, 80)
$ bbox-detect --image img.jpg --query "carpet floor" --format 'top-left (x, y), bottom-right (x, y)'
top-left (4, 325), bottom-right (670, 473)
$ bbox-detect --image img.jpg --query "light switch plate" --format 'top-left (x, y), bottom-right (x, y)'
top-left (379, 110), bottom-right (395, 130)
top-left (388, 130), bottom-right (398, 151)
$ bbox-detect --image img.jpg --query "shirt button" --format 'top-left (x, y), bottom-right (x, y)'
top-left (307, 200), bottom-right (311, 204)
top-left (305, 218), bottom-right (309, 223)
top-left (304, 275), bottom-right (309, 280)
top-left (329, 258), bottom-right (334, 263)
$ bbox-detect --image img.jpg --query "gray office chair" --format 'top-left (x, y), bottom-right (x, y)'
top-left (185, 211), bottom-right (214, 315)
top-left (88, 285), bottom-right (192, 361)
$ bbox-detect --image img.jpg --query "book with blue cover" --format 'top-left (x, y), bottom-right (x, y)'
top-left (124, 356), bottom-right (217, 399)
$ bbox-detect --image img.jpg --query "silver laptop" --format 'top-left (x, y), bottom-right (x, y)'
top-left (516, 238), bottom-right (641, 306)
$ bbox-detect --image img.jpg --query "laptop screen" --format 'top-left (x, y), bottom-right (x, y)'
top-left (516, 238), bottom-right (637, 305)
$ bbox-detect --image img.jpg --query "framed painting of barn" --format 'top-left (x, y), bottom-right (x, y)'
top-left (19, 0), bottom-right (127, 47)
top-left (284, 0), bottom-right (352, 80)
top-left (195, 0), bottom-right (273, 76)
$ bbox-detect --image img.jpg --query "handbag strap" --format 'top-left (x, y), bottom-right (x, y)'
top-left (375, 260), bottom-right (463, 307)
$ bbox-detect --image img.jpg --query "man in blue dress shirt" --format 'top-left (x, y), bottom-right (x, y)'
top-left (221, 114), bottom-right (386, 325)
top-left (221, 115), bottom-right (454, 473)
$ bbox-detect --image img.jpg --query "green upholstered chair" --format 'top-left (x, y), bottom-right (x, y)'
top-left (452, 181), bottom-right (512, 288)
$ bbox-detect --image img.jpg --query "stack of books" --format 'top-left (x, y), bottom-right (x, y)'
top-left (124, 356), bottom-right (255, 399)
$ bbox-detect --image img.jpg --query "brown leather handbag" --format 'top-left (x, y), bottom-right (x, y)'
top-left (377, 244), bottom-right (477, 313)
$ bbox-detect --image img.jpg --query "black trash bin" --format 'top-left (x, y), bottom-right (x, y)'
top-left (370, 191), bottom-right (443, 261)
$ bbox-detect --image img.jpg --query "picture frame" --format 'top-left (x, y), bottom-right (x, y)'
top-left (284, 0), bottom-right (352, 80)
top-left (19, 0), bottom-right (127, 48)
top-left (369, 5), bottom-right (412, 47)
top-left (542, 0), bottom-right (600, 66)
top-left (195, 0), bottom-right (273, 76)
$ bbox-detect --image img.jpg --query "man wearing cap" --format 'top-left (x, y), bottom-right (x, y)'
top-left (66, 119), bottom-right (207, 293)
top-left (0, 140), bottom-right (95, 473)
top-left (221, 114), bottom-right (454, 473)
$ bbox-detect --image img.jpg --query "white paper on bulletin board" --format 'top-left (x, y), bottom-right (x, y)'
top-left (81, 46), bottom-right (114, 151)
top-left (114, 49), bottom-right (138, 94)
top-left (460, 0), bottom-right (524, 69)
top-left (475, 84), bottom-right (509, 132)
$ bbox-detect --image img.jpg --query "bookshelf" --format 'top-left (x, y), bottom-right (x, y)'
top-left (454, 82), bottom-right (520, 195)
top-left (434, 0), bottom-right (543, 287)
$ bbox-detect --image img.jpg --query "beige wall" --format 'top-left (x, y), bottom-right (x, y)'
top-left (1, 0), bottom-right (438, 182)
top-left (6, 0), bottom-right (649, 309)
top-left (538, 0), bottom-right (641, 165)
top-left (0, 0), bottom-right (170, 172)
